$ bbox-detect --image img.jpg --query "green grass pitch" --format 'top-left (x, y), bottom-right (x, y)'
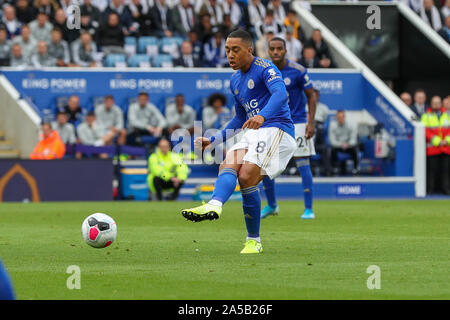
top-left (0, 200), bottom-right (448, 300)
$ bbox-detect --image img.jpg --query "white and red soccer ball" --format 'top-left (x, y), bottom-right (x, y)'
top-left (81, 213), bottom-right (117, 248)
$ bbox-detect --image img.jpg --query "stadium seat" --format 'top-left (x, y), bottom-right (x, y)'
top-left (159, 37), bottom-right (181, 59)
top-left (137, 36), bottom-right (159, 56)
top-left (127, 54), bottom-right (151, 68)
top-left (124, 36), bottom-right (137, 55)
top-left (152, 54), bottom-right (173, 68)
top-left (104, 54), bottom-right (127, 68)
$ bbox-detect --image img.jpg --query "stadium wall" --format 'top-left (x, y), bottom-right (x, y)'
top-left (0, 159), bottom-right (113, 202)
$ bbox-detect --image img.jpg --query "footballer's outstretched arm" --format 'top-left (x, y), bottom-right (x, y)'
top-left (197, 100), bottom-right (246, 149)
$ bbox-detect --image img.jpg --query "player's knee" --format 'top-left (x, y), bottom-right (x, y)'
top-left (238, 170), bottom-right (254, 188)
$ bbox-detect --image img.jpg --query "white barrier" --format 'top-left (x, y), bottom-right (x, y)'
top-left (0, 75), bottom-right (41, 158)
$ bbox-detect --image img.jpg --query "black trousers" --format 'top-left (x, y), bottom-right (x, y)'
top-left (427, 154), bottom-right (450, 194)
top-left (331, 147), bottom-right (359, 174)
top-left (152, 176), bottom-right (183, 200)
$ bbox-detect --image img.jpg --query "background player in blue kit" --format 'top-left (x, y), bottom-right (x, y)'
top-left (261, 37), bottom-right (317, 220)
top-left (0, 259), bottom-right (15, 300)
top-left (181, 30), bottom-right (297, 254)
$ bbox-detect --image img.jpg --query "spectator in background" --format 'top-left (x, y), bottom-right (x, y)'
top-left (31, 40), bottom-right (57, 67)
top-left (9, 43), bottom-right (30, 67)
top-left (1, 5), bottom-right (22, 39)
top-left (328, 110), bottom-right (359, 176)
top-left (53, 8), bottom-right (79, 43)
top-left (400, 92), bottom-right (413, 107)
top-left (420, 0), bottom-right (443, 31)
top-left (172, 0), bottom-right (197, 37)
top-left (267, 0), bottom-right (286, 24)
top-left (12, 24), bottom-right (36, 61)
top-left (29, 12), bottom-right (52, 43)
top-left (52, 111), bottom-right (76, 145)
top-left (71, 31), bottom-right (98, 67)
top-left (421, 95), bottom-right (448, 194)
top-left (165, 93), bottom-right (196, 135)
top-left (411, 88), bottom-right (428, 118)
top-left (174, 40), bottom-right (201, 67)
top-left (440, 96), bottom-right (450, 195)
top-left (150, 0), bottom-right (174, 38)
top-left (284, 9), bottom-right (305, 43)
top-left (147, 138), bottom-right (188, 201)
top-left (305, 29), bottom-right (333, 68)
top-left (80, 0), bottom-right (102, 24)
top-left (59, 95), bottom-right (84, 127)
top-left (48, 27), bottom-right (71, 67)
top-left (438, 15), bottom-right (450, 43)
top-left (255, 28), bottom-right (274, 60)
top-left (199, 0), bottom-right (224, 26)
top-left (222, 0), bottom-right (241, 28)
top-left (187, 30), bottom-right (203, 61)
top-left (0, 26), bottom-right (12, 66)
top-left (285, 26), bottom-right (302, 62)
top-left (16, 0), bottom-right (37, 24)
top-left (76, 111), bottom-right (110, 158)
top-left (195, 13), bottom-right (215, 44)
top-left (255, 9), bottom-right (284, 40)
top-left (30, 122), bottom-right (66, 159)
top-left (80, 13), bottom-right (99, 42)
top-left (102, 0), bottom-right (134, 34)
top-left (99, 12), bottom-right (125, 55)
top-left (442, 0), bottom-right (450, 18)
top-left (203, 31), bottom-right (228, 67)
top-left (220, 14), bottom-right (234, 38)
top-left (400, 91), bottom-right (419, 120)
top-left (299, 45), bottom-right (320, 68)
top-left (95, 95), bottom-right (127, 145)
top-left (127, 92), bottom-right (167, 146)
top-left (202, 92), bottom-right (232, 130)
top-left (310, 88), bottom-right (329, 173)
top-left (34, 0), bottom-right (59, 22)
top-left (248, 0), bottom-right (266, 27)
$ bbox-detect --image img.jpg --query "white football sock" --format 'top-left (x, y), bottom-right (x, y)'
top-left (247, 236), bottom-right (261, 243)
top-left (208, 199), bottom-right (223, 207)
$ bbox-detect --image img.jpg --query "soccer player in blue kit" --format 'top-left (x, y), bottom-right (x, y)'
top-left (0, 259), bottom-right (15, 300)
top-left (261, 37), bottom-right (317, 220)
top-left (181, 30), bottom-right (297, 254)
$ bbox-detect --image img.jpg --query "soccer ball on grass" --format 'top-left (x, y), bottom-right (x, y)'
top-left (81, 213), bottom-right (117, 248)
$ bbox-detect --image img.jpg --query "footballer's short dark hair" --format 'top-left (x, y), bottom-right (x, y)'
top-left (269, 37), bottom-right (286, 49)
top-left (227, 29), bottom-right (253, 47)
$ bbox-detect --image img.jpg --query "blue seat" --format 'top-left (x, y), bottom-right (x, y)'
top-left (159, 37), bottom-right (181, 58)
top-left (124, 36), bottom-right (137, 55)
top-left (104, 54), bottom-right (127, 67)
top-left (127, 54), bottom-right (151, 67)
top-left (137, 36), bottom-right (159, 55)
top-left (125, 36), bottom-right (137, 46)
top-left (152, 54), bottom-right (173, 67)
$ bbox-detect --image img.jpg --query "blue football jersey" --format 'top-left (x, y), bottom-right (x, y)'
top-left (279, 59), bottom-right (312, 124)
top-left (229, 57), bottom-right (295, 138)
